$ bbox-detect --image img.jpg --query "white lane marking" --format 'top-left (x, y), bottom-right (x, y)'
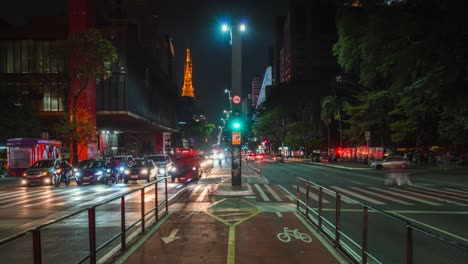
top-left (444, 188), bottom-right (468, 195)
top-left (190, 185), bottom-right (202, 199)
top-left (254, 184), bottom-right (270, 201)
top-left (277, 185), bottom-right (295, 201)
top-left (297, 186), bottom-right (330, 203)
top-left (264, 184), bottom-right (282, 202)
top-left (408, 189), bottom-right (468, 205)
top-left (415, 186), bottom-right (468, 200)
top-left (0, 188), bottom-right (72, 208)
top-left (350, 187), bottom-right (414, 205)
top-left (79, 189), bottom-right (129, 206)
top-left (275, 212), bottom-right (283, 217)
top-left (390, 188), bottom-right (468, 206)
top-left (246, 183), bottom-right (253, 193)
top-left (0, 188), bottom-right (47, 199)
top-left (392, 212), bottom-right (468, 243)
top-left (332, 186), bottom-right (385, 205)
top-left (310, 185), bottom-right (358, 204)
top-left (0, 188), bottom-right (70, 205)
top-left (196, 187), bottom-right (208, 202)
top-left (23, 190), bottom-right (89, 207)
top-left (368, 187), bottom-right (441, 206)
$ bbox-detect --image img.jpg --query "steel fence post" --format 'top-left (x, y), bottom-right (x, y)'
top-left (319, 187), bottom-right (323, 230)
top-left (32, 228), bottom-right (42, 264)
top-left (296, 177), bottom-right (300, 210)
top-left (121, 196), bottom-right (126, 251)
top-left (305, 181), bottom-right (310, 218)
top-left (407, 225), bottom-right (413, 264)
top-left (141, 189), bottom-right (145, 233)
top-left (362, 206), bottom-right (368, 264)
top-left (165, 177), bottom-right (168, 212)
top-left (335, 194), bottom-right (341, 248)
top-left (155, 180), bottom-right (159, 221)
top-left (88, 208), bottom-right (96, 264)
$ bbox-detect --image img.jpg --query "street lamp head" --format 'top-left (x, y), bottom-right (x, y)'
top-left (221, 24), bottom-right (229, 32)
top-left (240, 24), bottom-right (246, 32)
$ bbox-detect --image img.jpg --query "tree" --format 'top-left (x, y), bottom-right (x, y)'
top-left (321, 96), bottom-right (348, 147)
top-left (51, 28), bottom-right (117, 163)
top-left (181, 119), bottom-right (215, 152)
top-left (0, 89), bottom-right (40, 143)
top-left (252, 106), bottom-right (290, 152)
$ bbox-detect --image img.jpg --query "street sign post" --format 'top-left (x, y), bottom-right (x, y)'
top-left (232, 95), bottom-right (241, 105)
top-left (232, 132), bottom-right (241, 145)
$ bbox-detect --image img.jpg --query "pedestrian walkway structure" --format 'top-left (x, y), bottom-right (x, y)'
top-left (114, 165), bottom-right (349, 264)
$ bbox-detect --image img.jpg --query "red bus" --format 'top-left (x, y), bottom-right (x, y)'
top-left (7, 138), bottom-right (62, 177)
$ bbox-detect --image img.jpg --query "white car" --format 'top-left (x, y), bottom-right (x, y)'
top-left (371, 156), bottom-right (411, 170)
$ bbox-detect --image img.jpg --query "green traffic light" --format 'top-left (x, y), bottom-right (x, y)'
top-left (233, 122), bottom-right (240, 129)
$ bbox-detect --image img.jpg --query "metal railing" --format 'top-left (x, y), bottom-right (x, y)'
top-left (296, 177), bottom-right (468, 264)
top-left (0, 177), bottom-right (169, 264)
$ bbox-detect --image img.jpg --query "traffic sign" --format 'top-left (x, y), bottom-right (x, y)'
top-left (232, 132), bottom-right (241, 145)
top-left (232, 95), bottom-right (241, 105)
top-left (365, 131), bottom-right (371, 141)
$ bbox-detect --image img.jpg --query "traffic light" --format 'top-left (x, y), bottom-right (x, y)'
top-left (230, 119), bottom-right (242, 131)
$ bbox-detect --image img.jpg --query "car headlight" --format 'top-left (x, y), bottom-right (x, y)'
top-left (94, 171), bottom-right (103, 176)
top-left (124, 169), bottom-right (130, 175)
top-left (22, 172), bottom-right (27, 177)
top-left (44, 178), bottom-right (50, 183)
top-left (119, 166), bottom-right (125, 172)
top-left (75, 172), bottom-right (81, 177)
top-left (159, 168), bottom-right (166, 174)
top-left (21, 179), bottom-right (28, 185)
top-left (42, 171), bottom-right (49, 176)
top-left (192, 167), bottom-right (197, 171)
top-left (171, 167), bottom-right (176, 172)
top-left (106, 169), bottom-right (111, 173)
top-left (73, 168), bottom-right (78, 172)
top-left (141, 169), bottom-right (148, 174)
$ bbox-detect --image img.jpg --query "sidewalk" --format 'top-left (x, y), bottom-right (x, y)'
top-left (114, 162), bottom-right (349, 264)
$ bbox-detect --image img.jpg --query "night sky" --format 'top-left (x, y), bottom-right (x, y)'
top-left (1, 0), bottom-right (288, 124)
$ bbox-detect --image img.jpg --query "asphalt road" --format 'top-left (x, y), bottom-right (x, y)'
top-left (253, 160), bottom-right (468, 263)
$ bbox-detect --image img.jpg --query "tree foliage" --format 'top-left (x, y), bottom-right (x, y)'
top-left (334, 1), bottom-right (468, 147)
top-left (182, 119), bottom-right (215, 152)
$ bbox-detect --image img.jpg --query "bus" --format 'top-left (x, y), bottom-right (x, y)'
top-left (7, 138), bottom-right (62, 177)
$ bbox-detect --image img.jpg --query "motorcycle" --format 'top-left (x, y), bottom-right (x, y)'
top-left (53, 167), bottom-right (71, 187)
top-left (103, 165), bottom-right (124, 185)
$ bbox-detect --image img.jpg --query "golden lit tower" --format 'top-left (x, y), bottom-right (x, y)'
top-left (181, 49), bottom-right (195, 97)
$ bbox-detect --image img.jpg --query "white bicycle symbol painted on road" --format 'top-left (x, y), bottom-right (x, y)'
top-left (276, 227), bottom-right (312, 243)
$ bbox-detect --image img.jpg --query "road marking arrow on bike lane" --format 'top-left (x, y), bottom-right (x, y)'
top-left (161, 228), bottom-right (181, 244)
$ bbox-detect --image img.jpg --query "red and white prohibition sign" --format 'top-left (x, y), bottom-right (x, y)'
top-left (232, 95), bottom-right (241, 105)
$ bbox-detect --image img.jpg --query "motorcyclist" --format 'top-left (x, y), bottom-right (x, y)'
top-left (106, 156), bottom-right (121, 181)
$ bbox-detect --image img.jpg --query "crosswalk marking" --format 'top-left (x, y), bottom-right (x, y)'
top-left (254, 184), bottom-right (270, 201)
top-left (0, 188), bottom-right (46, 199)
top-left (297, 186), bottom-right (330, 203)
top-left (444, 188), bottom-right (468, 195)
top-left (411, 189), bottom-right (468, 204)
top-left (23, 189), bottom-right (91, 207)
top-left (310, 185), bottom-right (357, 204)
top-left (190, 185), bottom-right (202, 199)
top-left (350, 187), bottom-right (414, 205)
top-left (415, 186), bottom-right (468, 201)
top-left (368, 187), bottom-right (441, 206)
top-left (264, 184), bottom-right (282, 202)
top-left (0, 188), bottom-right (69, 205)
top-left (277, 185), bottom-right (295, 201)
top-left (390, 188), bottom-right (467, 206)
top-left (0, 189), bottom-right (72, 208)
top-left (196, 187), bottom-right (208, 202)
top-left (332, 186), bottom-right (385, 205)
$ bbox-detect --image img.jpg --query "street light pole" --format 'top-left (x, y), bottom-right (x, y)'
top-left (223, 23), bottom-right (245, 186)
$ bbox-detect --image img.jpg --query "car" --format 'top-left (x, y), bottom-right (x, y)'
top-left (114, 155), bottom-right (134, 167)
top-left (247, 153), bottom-right (256, 161)
top-left (21, 159), bottom-right (68, 186)
top-left (199, 155), bottom-right (214, 173)
top-left (147, 154), bottom-right (174, 177)
top-left (371, 156), bottom-right (411, 170)
top-left (74, 159), bottom-right (107, 185)
top-left (256, 153), bottom-right (265, 160)
top-left (171, 155), bottom-right (202, 183)
top-left (273, 154), bottom-right (284, 162)
top-left (123, 158), bottom-right (157, 183)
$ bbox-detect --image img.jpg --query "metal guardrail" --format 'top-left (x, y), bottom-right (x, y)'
top-left (0, 177), bottom-right (169, 264)
top-left (295, 177), bottom-right (468, 264)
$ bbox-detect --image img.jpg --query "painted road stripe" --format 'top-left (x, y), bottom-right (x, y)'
top-left (0, 188), bottom-right (70, 205)
top-left (277, 185), bottom-right (295, 201)
top-left (23, 189), bottom-right (92, 207)
top-left (196, 187), bottom-right (209, 202)
top-left (444, 188), bottom-right (468, 195)
top-left (369, 187), bottom-right (441, 206)
top-left (0, 188), bottom-right (47, 199)
top-left (297, 186), bottom-right (330, 203)
top-left (390, 188), bottom-right (467, 206)
top-left (254, 184), bottom-right (270, 201)
top-left (415, 186), bottom-right (468, 200)
top-left (408, 189), bottom-right (468, 205)
top-left (264, 184), bottom-right (282, 202)
top-left (246, 183), bottom-right (253, 193)
top-left (332, 186), bottom-right (385, 205)
top-left (79, 190), bottom-right (129, 206)
top-left (350, 187), bottom-right (414, 205)
top-left (275, 212), bottom-right (283, 217)
top-left (190, 185), bottom-right (202, 199)
top-left (310, 185), bottom-right (357, 204)
top-left (0, 188), bottom-right (73, 208)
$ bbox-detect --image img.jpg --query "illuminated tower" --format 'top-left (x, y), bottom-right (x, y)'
top-left (181, 49), bottom-right (195, 97)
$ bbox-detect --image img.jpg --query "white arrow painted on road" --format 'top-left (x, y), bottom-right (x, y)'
top-left (161, 228), bottom-right (181, 244)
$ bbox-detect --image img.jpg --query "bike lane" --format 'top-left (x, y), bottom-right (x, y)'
top-left (118, 197), bottom-right (347, 264)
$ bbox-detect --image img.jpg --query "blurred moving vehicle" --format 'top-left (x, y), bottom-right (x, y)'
top-left (247, 153), bottom-right (256, 161)
top-left (21, 159), bottom-right (70, 186)
top-left (256, 153), bottom-right (264, 160)
top-left (148, 154), bottom-right (174, 177)
top-left (199, 155), bottom-right (214, 174)
top-left (273, 154), bottom-right (284, 162)
top-left (371, 156), bottom-right (411, 170)
top-left (74, 159), bottom-right (107, 185)
top-left (123, 158), bottom-right (157, 183)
